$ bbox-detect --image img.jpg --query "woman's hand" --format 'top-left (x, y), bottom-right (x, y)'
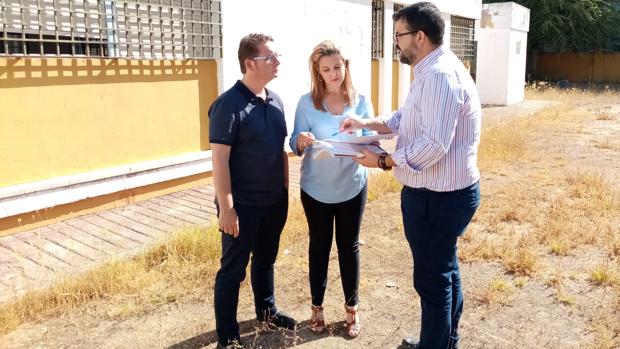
top-left (297, 132), bottom-right (316, 153)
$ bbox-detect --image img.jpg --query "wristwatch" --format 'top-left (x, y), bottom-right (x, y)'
top-left (378, 153), bottom-right (392, 171)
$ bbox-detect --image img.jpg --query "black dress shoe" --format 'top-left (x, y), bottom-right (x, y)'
top-left (216, 339), bottom-right (246, 349)
top-left (259, 311), bottom-right (298, 330)
top-left (401, 336), bottom-right (420, 348)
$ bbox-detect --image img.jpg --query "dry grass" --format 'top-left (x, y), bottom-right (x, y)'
top-left (588, 303), bottom-right (620, 349)
top-left (367, 171), bottom-right (402, 202)
top-left (468, 92), bottom-right (620, 269)
top-left (589, 263), bottom-right (619, 287)
top-left (595, 111), bottom-right (616, 121)
top-left (0, 226), bottom-right (221, 336)
top-left (471, 277), bottom-right (515, 306)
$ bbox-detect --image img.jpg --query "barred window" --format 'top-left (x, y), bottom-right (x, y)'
top-left (371, 0), bottom-right (383, 59)
top-left (0, 0), bottom-right (222, 59)
top-left (392, 3), bottom-right (402, 60)
top-left (450, 15), bottom-right (476, 77)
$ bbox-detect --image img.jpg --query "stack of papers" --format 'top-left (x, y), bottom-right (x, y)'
top-left (311, 133), bottom-right (396, 160)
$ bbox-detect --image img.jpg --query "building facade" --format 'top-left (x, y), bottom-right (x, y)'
top-left (0, 0), bottom-right (481, 235)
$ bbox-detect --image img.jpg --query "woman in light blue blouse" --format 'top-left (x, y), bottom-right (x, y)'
top-left (289, 40), bottom-right (374, 339)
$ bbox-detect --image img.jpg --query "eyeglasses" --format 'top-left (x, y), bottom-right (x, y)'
top-left (251, 53), bottom-right (281, 64)
top-left (393, 31), bottom-right (419, 42)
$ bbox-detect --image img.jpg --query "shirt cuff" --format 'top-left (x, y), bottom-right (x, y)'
top-left (390, 148), bottom-right (421, 174)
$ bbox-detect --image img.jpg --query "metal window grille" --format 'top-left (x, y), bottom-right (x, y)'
top-left (450, 15), bottom-right (476, 77)
top-left (0, 0), bottom-right (222, 59)
top-left (392, 2), bottom-right (402, 60)
top-left (371, 0), bottom-right (383, 59)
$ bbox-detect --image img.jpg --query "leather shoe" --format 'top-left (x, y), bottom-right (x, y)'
top-left (401, 336), bottom-right (419, 348)
top-left (259, 311), bottom-right (298, 330)
top-left (400, 337), bottom-right (459, 349)
top-left (216, 339), bottom-right (245, 349)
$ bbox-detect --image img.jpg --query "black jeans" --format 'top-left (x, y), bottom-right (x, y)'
top-left (300, 185), bottom-right (367, 307)
top-left (401, 182), bottom-right (480, 349)
top-left (213, 190), bottom-right (288, 345)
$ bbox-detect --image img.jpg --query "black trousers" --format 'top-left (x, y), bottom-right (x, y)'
top-left (300, 185), bottom-right (367, 307)
top-left (213, 191), bottom-right (288, 345)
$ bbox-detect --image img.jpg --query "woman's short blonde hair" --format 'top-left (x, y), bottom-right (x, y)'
top-left (309, 40), bottom-right (356, 112)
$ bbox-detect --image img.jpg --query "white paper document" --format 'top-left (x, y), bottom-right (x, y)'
top-left (329, 132), bottom-right (396, 144)
top-left (310, 132), bottom-right (395, 160)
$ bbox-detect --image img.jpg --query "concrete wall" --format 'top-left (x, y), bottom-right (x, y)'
top-left (533, 53), bottom-right (620, 83)
top-left (0, 58), bottom-right (218, 187)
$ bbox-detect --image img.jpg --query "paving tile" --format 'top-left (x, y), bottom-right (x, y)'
top-left (128, 205), bottom-right (194, 229)
top-left (169, 192), bottom-right (217, 216)
top-left (97, 211), bottom-right (164, 240)
top-left (0, 262), bottom-right (25, 287)
top-left (16, 228), bottom-right (95, 269)
top-left (52, 222), bottom-right (123, 256)
top-left (137, 201), bottom-right (206, 226)
top-left (80, 215), bottom-right (152, 245)
top-left (148, 196), bottom-right (212, 222)
top-left (64, 218), bottom-right (142, 251)
top-left (0, 246), bottom-right (44, 282)
top-left (115, 206), bottom-right (179, 233)
top-left (0, 236), bottom-right (71, 274)
top-left (39, 226), bottom-right (108, 261)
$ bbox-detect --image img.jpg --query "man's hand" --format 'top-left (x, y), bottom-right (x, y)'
top-left (353, 149), bottom-right (381, 168)
top-left (219, 206), bottom-right (240, 237)
top-left (340, 117), bottom-right (367, 133)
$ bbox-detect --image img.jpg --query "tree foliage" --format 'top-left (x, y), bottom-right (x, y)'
top-left (482, 0), bottom-right (620, 52)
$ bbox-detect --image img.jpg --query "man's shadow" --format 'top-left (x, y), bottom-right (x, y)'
top-left (167, 319), bottom-right (352, 349)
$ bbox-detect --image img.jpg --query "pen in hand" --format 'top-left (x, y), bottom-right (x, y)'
top-left (330, 130), bottom-right (346, 137)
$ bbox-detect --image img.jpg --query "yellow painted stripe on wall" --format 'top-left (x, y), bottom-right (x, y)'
top-left (0, 58), bottom-right (218, 187)
top-left (370, 59), bottom-right (380, 116)
top-left (391, 59), bottom-right (400, 112)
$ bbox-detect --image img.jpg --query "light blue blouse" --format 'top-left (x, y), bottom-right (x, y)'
top-left (289, 93), bottom-right (374, 204)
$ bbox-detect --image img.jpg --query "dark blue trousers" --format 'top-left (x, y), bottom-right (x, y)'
top-left (213, 191), bottom-right (288, 345)
top-left (401, 182), bottom-right (480, 349)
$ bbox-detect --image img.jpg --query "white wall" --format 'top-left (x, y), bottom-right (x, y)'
top-left (219, 0), bottom-right (483, 123)
top-left (220, 0), bottom-right (372, 133)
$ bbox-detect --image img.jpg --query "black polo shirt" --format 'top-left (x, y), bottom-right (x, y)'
top-left (208, 80), bottom-right (288, 206)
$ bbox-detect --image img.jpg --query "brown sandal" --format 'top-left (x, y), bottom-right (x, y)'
top-left (309, 305), bottom-right (326, 334)
top-left (344, 305), bottom-right (361, 338)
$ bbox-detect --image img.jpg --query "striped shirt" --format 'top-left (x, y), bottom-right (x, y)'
top-left (383, 45), bottom-right (481, 192)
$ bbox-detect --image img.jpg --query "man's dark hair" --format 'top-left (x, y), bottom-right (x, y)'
top-left (393, 2), bottom-right (444, 46)
top-left (238, 33), bottom-right (274, 74)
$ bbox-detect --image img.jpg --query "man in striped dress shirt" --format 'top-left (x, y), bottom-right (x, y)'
top-left (341, 3), bottom-right (481, 349)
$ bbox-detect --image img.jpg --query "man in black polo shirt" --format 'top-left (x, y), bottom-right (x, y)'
top-left (209, 33), bottom-right (296, 349)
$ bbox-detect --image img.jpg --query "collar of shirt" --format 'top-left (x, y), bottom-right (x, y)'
top-left (234, 80), bottom-right (273, 104)
top-left (413, 45), bottom-right (447, 78)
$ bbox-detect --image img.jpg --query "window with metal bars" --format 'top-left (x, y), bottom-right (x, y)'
top-left (0, 0), bottom-right (222, 59)
top-left (371, 0), bottom-right (383, 59)
top-left (392, 2), bottom-right (402, 60)
top-left (450, 15), bottom-right (476, 77)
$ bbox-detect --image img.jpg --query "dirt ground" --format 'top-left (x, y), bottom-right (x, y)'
top-left (1, 95), bottom-right (619, 349)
